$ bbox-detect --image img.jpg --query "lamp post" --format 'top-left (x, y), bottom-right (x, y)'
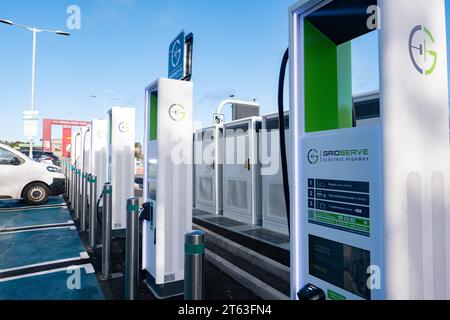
top-left (90, 94), bottom-right (120, 116)
top-left (0, 19), bottom-right (70, 157)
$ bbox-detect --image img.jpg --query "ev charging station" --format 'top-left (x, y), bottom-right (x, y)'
top-left (222, 117), bottom-right (262, 225)
top-left (89, 119), bottom-right (108, 199)
top-left (261, 112), bottom-right (290, 235)
top-left (70, 130), bottom-right (81, 166)
top-left (140, 30), bottom-right (195, 299)
top-left (107, 107), bottom-right (136, 232)
top-left (81, 127), bottom-right (91, 176)
top-left (290, 0), bottom-right (450, 300)
top-left (79, 126), bottom-right (90, 203)
top-left (194, 126), bottom-right (223, 215)
top-left (142, 78), bottom-right (194, 298)
top-left (70, 130), bottom-right (82, 206)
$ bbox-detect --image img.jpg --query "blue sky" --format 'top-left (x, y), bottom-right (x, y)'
top-left (0, 0), bottom-right (448, 142)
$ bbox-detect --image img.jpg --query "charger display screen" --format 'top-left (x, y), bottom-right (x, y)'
top-left (309, 235), bottom-right (371, 300)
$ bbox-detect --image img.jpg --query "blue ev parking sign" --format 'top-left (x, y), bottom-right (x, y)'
top-left (168, 31), bottom-right (185, 80)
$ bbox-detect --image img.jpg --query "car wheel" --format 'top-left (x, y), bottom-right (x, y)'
top-left (23, 183), bottom-right (50, 205)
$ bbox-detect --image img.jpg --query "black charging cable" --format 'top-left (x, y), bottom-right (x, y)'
top-left (278, 48), bottom-right (291, 236)
top-left (96, 191), bottom-right (104, 226)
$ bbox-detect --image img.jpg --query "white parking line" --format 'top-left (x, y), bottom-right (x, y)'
top-left (0, 225), bottom-right (74, 235)
top-left (0, 263), bottom-right (94, 282)
top-left (0, 204), bottom-right (66, 213)
top-left (0, 252), bottom-right (89, 275)
top-left (0, 221), bottom-right (75, 233)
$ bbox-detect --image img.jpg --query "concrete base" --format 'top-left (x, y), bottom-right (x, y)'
top-left (144, 273), bottom-right (184, 300)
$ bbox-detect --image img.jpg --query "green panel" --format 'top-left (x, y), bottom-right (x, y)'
top-left (185, 243), bottom-right (205, 255)
top-left (304, 20), bottom-right (338, 132)
top-left (304, 20), bottom-right (353, 132)
top-left (328, 289), bottom-right (346, 301)
top-left (150, 93), bottom-right (158, 141)
top-left (337, 42), bottom-right (353, 129)
top-left (312, 210), bottom-right (370, 234)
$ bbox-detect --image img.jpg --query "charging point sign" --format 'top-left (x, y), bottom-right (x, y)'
top-left (169, 31), bottom-right (185, 80)
top-left (214, 114), bottom-right (224, 126)
top-left (23, 111), bottom-right (39, 138)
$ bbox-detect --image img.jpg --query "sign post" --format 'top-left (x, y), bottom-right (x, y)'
top-left (23, 110), bottom-right (39, 157)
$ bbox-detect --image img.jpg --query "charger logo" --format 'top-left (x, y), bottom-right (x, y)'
top-left (409, 25), bottom-right (438, 75)
top-left (307, 149), bottom-right (319, 164)
top-left (169, 104), bottom-right (186, 122)
top-left (308, 148), bottom-right (369, 165)
top-left (171, 39), bottom-right (182, 68)
top-left (118, 122), bottom-right (130, 133)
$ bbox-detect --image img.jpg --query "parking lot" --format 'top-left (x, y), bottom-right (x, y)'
top-left (0, 195), bottom-right (260, 300)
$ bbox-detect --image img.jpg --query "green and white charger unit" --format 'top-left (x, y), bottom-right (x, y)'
top-left (89, 119), bottom-right (108, 199)
top-left (70, 130), bottom-right (81, 166)
top-left (290, 0), bottom-right (450, 300)
top-left (70, 130), bottom-right (81, 206)
top-left (107, 106), bottom-right (136, 232)
top-left (143, 78), bottom-right (194, 299)
top-left (80, 127), bottom-right (91, 175)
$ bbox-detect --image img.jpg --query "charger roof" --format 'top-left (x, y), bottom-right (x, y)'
top-left (306, 0), bottom-right (377, 45)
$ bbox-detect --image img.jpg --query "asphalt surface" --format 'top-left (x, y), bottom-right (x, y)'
top-left (73, 211), bottom-right (261, 301)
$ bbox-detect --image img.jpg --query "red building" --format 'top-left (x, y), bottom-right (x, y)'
top-left (42, 119), bottom-right (90, 157)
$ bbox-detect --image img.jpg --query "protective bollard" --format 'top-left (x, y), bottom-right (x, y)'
top-left (71, 166), bottom-right (74, 210)
top-left (101, 183), bottom-right (112, 280)
top-left (74, 169), bottom-right (81, 220)
top-left (65, 162), bottom-right (70, 200)
top-left (125, 198), bottom-right (140, 300)
top-left (70, 165), bottom-right (75, 210)
top-left (81, 173), bottom-right (88, 231)
top-left (184, 230), bottom-right (205, 300)
top-left (88, 174), bottom-right (98, 249)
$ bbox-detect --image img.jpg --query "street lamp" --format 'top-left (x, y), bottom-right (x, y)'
top-left (0, 19), bottom-right (14, 26)
top-left (0, 18), bottom-right (70, 158)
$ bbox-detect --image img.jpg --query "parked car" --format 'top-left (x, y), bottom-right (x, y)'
top-left (46, 152), bottom-right (60, 166)
top-left (0, 143), bottom-right (66, 205)
top-left (20, 149), bottom-right (59, 166)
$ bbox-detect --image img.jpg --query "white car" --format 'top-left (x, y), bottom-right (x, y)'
top-left (0, 143), bottom-right (66, 205)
